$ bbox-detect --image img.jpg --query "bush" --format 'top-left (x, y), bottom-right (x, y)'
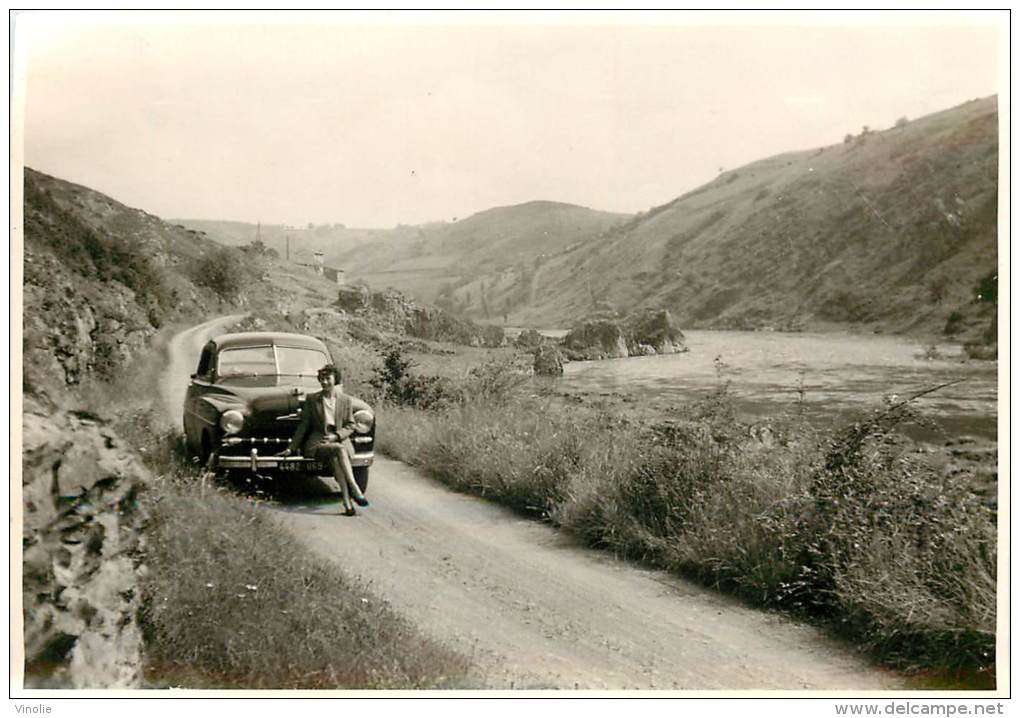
top-left (369, 346), bottom-right (463, 410)
top-left (943, 311), bottom-right (964, 336)
top-left (192, 246), bottom-right (251, 300)
top-left (975, 271), bottom-right (997, 304)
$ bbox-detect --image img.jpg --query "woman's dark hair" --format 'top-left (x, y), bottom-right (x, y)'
top-left (317, 364), bottom-right (342, 382)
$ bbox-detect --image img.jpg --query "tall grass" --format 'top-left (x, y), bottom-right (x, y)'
top-left (376, 380), bottom-right (997, 680)
top-left (140, 458), bottom-right (472, 688)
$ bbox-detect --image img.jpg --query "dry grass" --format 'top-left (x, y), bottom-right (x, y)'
top-left (376, 380), bottom-right (997, 681)
top-left (139, 471), bottom-right (474, 689)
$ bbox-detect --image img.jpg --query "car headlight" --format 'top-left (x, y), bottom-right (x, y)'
top-left (220, 409), bottom-right (245, 435)
top-left (353, 408), bottom-right (374, 433)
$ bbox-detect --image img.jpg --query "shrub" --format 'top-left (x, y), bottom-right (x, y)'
top-left (191, 246), bottom-right (251, 300)
top-left (943, 311), bottom-right (964, 336)
top-left (462, 353), bottom-right (532, 403)
top-left (975, 271), bottom-right (997, 304)
top-left (369, 346), bottom-right (463, 410)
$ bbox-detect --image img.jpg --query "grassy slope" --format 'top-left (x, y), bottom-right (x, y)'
top-left (516, 97), bottom-right (998, 335)
top-left (28, 168), bottom-right (213, 266)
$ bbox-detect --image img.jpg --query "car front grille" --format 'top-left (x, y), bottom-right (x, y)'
top-left (221, 436), bottom-right (289, 447)
top-left (220, 435), bottom-right (374, 448)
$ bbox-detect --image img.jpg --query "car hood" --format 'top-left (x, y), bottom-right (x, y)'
top-left (205, 377), bottom-right (317, 415)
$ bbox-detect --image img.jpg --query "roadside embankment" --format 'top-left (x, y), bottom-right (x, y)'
top-left (373, 364), bottom-right (997, 685)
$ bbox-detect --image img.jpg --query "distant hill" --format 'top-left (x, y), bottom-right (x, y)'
top-left (172, 218), bottom-right (420, 269)
top-left (330, 200), bottom-right (629, 306)
top-left (365, 97), bottom-right (998, 339)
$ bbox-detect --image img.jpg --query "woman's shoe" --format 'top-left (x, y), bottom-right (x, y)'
top-left (354, 496), bottom-right (370, 507)
top-left (343, 506), bottom-right (357, 517)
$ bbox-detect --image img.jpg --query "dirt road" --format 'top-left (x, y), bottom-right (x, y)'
top-left (162, 318), bottom-right (901, 690)
top-left (162, 314), bottom-right (246, 426)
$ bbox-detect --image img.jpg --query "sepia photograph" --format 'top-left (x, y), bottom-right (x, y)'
top-left (9, 8), bottom-right (1008, 709)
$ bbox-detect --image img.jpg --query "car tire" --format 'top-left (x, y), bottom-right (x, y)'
top-left (199, 431), bottom-right (214, 466)
top-left (183, 420), bottom-right (196, 458)
top-left (353, 466), bottom-right (369, 494)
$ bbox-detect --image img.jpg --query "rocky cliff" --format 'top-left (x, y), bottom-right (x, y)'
top-left (22, 408), bottom-right (151, 688)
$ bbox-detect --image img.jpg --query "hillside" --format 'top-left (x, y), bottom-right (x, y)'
top-left (330, 201), bottom-right (629, 307)
top-left (353, 98), bottom-right (999, 340)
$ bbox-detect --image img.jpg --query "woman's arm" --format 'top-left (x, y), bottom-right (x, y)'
top-left (282, 397), bottom-right (312, 455)
top-left (335, 396), bottom-right (357, 441)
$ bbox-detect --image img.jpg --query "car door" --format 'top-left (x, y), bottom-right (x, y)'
top-left (184, 342), bottom-right (217, 449)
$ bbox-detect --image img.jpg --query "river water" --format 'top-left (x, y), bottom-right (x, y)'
top-left (543, 330), bottom-right (998, 440)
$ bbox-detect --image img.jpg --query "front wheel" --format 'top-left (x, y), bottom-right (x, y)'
top-left (353, 466), bottom-right (369, 494)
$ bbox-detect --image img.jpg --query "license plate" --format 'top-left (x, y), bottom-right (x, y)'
top-left (279, 460), bottom-right (323, 473)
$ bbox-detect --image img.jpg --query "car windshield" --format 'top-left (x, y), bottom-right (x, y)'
top-left (218, 346), bottom-right (276, 377)
top-left (217, 346), bottom-right (328, 378)
top-left (277, 346), bottom-right (330, 376)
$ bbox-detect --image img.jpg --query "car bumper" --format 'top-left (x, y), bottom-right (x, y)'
top-left (217, 450), bottom-right (375, 472)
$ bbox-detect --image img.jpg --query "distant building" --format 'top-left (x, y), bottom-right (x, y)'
top-left (322, 267), bottom-right (345, 285)
top-left (298, 259), bottom-right (345, 285)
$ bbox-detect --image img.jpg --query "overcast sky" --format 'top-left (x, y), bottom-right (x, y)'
top-left (16, 11), bottom-right (1003, 228)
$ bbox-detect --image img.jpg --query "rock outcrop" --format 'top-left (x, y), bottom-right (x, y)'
top-left (562, 319), bottom-right (629, 360)
top-left (562, 310), bottom-right (687, 360)
top-left (514, 328), bottom-right (544, 349)
top-left (335, 284), bottom-right (371, 312)
top-left (22, 409), bottom-right (150, 688)
top-left (335, 286), bottom-right (506, 348)
top-left (23, 251), bottom-right (157, 391)
top-left (533, 344), bottom-right (565, 375)
top-left (625, 309), bottom-right (687, 355)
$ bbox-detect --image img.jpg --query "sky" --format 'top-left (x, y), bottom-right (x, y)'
top-left (15, 11), bottom-right (1004, 228)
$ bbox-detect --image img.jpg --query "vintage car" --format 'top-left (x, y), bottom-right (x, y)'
top-left (183, 331), bottom-right (375, 491)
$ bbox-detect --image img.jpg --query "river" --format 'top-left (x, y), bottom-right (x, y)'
top-left (541, 330), bottom-right (998, 440)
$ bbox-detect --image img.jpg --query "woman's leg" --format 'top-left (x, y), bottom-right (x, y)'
top-left (334, 456), bottom-right (353, 513)
top-left (339, 450), bottom-right (368, 506)
top-left (320, 445), bottom-right (354, 513)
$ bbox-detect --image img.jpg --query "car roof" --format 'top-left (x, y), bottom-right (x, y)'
top-left (212, 332), bottom-right (330, 352)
